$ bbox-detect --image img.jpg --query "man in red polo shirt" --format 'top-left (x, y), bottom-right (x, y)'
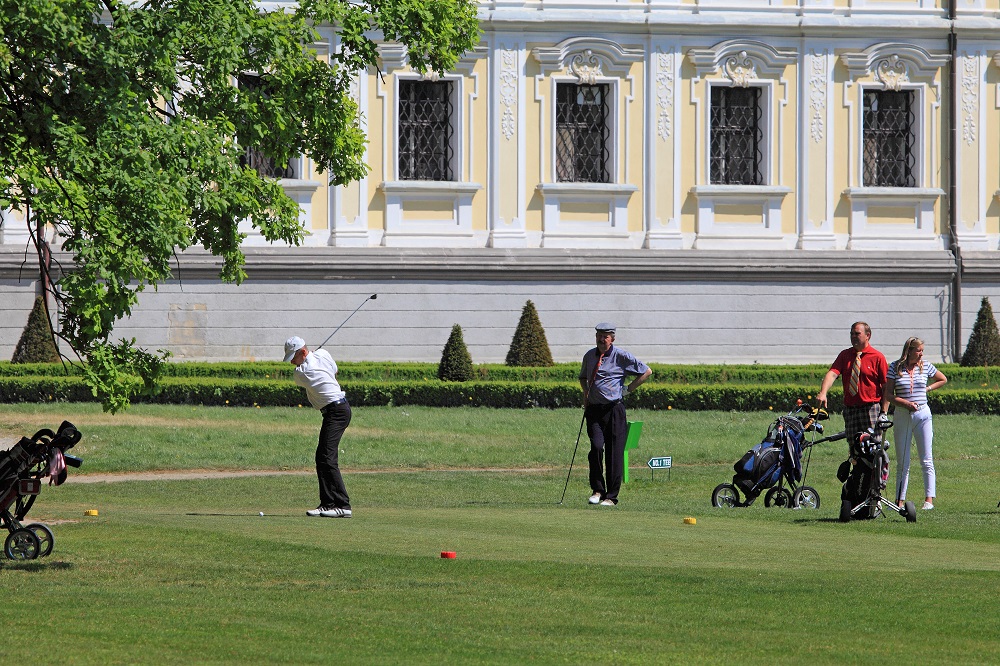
top-left (816, 321), bottom-right (888, 437)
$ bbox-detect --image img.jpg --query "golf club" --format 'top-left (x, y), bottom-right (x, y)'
top-left (316, 294), bottom-right (378, 350)
top-left (557, 411), bottom-right (587, 504)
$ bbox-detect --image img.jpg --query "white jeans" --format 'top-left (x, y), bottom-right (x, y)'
top-left (893, 404), bottom-right (936, 501)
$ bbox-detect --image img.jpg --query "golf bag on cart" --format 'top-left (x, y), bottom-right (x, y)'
top-left (837, 417), bottom-right (917, 523)
top-left (0, 421), bottom-right (83, 560)
top-left (712, 403), bottom-right (827, 509)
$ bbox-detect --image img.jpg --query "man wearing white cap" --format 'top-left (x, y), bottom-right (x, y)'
top-left (284, 336), bottom-right (352, 518)
top-left (579, 322), bottom-right (652, 506)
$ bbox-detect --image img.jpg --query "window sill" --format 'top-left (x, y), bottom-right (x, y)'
top-left (537, 182), bottom-right (638, 197)
top-left (380, 181), bottom-right (482, 195)
top-left (844, 187), bottom-right (944, 202)
top-left (277, 179), bottom-right (323, 196)
top-left (690, 185), bottom-right (792, 200)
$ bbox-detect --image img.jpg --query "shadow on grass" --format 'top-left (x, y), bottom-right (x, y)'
top-left (465, 500), bottom-right (563, 507)
top-left (0, 560), bottom-right (74, 572)
top-left (185, 512), bottom-right (306, 517)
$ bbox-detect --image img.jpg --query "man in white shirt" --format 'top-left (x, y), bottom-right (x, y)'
top-left (284, 336), bottom-right (352, 518)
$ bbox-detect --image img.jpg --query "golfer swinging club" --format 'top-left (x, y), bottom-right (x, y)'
top-left (579, 322), bottom-right (651, 506)
top-left (284, 336), bottom-right (353, 518)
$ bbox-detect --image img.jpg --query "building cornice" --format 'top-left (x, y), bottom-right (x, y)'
top-left (0, 248), bottom-right (961, 284)
top-left (478, 9), bottom-right (956, 39)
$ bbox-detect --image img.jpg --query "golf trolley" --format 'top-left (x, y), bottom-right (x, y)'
top-left (0, 421), bottom-right (83, 560)
top-left (837, 416), bottom-right (917, 523)
top-left (712, 402), bottom-right (829, 510)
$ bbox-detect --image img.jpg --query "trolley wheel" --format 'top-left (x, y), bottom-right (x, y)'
top-left (4, 528), bottom-right (41, 560)
top-left (903, 500), bottom-right (917, 523)
top-left (712, 483), bottom-right (741, 508)
top-left (839, 499), bottom-right (853, 523)
top-left (793, 486), bottom-right (821, 510)
top-left (24, 523), bottom-right (54, 557)
top-left (764, 487), bottom-right (793, 508)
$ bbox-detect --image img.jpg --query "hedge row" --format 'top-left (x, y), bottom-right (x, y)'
top-left (7, 360), bottom-right (1000, 387)
top-left (2, 376), bottom-right (998, 413)
top-left (7, 360), bottom-right (996, 386)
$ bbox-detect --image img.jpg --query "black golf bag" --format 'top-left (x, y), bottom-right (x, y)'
top-left (837, 419), bottom-right (916, 523)
top-left (839, 429), bottom-right (889, 519)
top-left (0, 421), bottom-right (83, 559)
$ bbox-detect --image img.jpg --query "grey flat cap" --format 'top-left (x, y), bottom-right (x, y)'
top-left (595, 322), bottom-right (616, 333)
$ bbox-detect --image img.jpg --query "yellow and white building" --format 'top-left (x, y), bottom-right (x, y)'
top-left (3, 0), bottom-right (1000, 364)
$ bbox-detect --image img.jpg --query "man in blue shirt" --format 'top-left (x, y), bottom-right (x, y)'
top-left (579, 323), bottom-right (652, 506)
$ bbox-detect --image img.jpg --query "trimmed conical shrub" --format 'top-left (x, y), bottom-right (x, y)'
top-left (438, 324), bottom-right (474, 381)
top-left (12, 295), bottom-right (61, 363)
top-left (962, 297), bottom-right (1000, 366)
top-left (505, 300), bottom-right (554, 367)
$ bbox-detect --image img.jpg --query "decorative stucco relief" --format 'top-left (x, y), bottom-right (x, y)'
top-left (656, 51), bottom-right (674, 140)
top-left (962, 54), bottom-right (978, 146)
top-left (722, 51), bottom-right (756, 88)
top-left (499, 49), bottom-right (517, 141)
top-left (875, 55), bottom-right (909, 91)
top-left (809, 53), bottom-right (827, 143)
top-left (569, 50), bottom-right (603, 85)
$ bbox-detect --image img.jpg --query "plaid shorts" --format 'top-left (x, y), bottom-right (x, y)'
top-left (843, 403), bottom-right (880, 437)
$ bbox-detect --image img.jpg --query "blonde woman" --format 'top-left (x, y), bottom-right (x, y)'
top-left (880, 337), bottom-right (948, 510)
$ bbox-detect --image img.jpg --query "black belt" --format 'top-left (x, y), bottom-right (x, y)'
top-left (321, 398), bottom-right (347, 413)
top-left (587, 399), bottom-right (622, 408)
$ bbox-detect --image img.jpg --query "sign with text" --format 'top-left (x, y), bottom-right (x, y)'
top-left (647, 456), bottom-right (672, 469)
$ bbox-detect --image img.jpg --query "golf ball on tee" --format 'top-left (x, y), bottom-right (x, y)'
top-left (259, 512), bottom-right (265, 517)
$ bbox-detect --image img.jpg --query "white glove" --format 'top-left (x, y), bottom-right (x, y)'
top-left (876, 412), bottom-right (890, 427)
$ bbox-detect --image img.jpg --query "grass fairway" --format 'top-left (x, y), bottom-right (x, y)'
top-left (2, 404), bottom-right (1000, 664)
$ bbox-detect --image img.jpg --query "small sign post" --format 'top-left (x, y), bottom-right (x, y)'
top-left (647, 456), bottom-right (672, 481)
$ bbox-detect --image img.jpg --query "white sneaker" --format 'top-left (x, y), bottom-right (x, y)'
top-left (599, 499), bottom-right (616, 506)
top-left (922, 502), bottom-right (934, 510)
top-left (306, 505), bottom-right (330, 517)
top-left (320, 507), bottom-right (353, 518)
top-left (588, 493), bottom-right (602, 505)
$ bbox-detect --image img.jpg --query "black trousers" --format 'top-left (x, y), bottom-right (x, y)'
top-left (585, 401), bottom-right (627, 503)
top-left (317, 400), bottom-right (352, 509)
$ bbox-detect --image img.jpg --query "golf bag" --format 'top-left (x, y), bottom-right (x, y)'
top-left (839, 429), bottom-right (889, 519)
top-left (837, 419), bottom-right (916, 523)
top-left (713, 403), bottom-right (827, 509)
top-left (732, 416), bottom-right (804, 496)
top-left (0, 421), bottom-right (83, 559)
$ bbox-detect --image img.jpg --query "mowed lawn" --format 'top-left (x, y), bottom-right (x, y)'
top-left (1, 404), bottom-right (999, 664)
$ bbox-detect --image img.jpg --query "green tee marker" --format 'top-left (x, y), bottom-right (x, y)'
top-left (623, 421), bottom-right (643, 484)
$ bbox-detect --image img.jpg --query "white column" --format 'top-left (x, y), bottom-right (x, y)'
top-left (488, 36), bottom-right (528, 247)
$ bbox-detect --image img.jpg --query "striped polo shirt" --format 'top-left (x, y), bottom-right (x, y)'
top-left (887, 360), bottom-right (938, 407)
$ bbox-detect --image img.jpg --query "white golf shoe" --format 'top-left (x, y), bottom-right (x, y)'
top-left (320, 507), bottom-right (353, 518)
top-left (588, 493), bottom-right (602, 505)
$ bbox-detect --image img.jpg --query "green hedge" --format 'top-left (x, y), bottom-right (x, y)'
top-left (2, 376), bottom-right (998, 413)
top-left (6, 360), bottom-right (998, 387)
top-left (0, 361), bottom-right (839, 384)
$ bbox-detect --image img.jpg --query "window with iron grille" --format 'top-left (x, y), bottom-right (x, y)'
top-left (863, 90), bottom-right (916, 187)
top-left (556, 83), bottom-right (611, 183)
top-left (398, 80), bottom-right (455, 181)
top-left (237, 73), bottom-right (297, 179)
top-left (710, 86), bottom-right (764, 185)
